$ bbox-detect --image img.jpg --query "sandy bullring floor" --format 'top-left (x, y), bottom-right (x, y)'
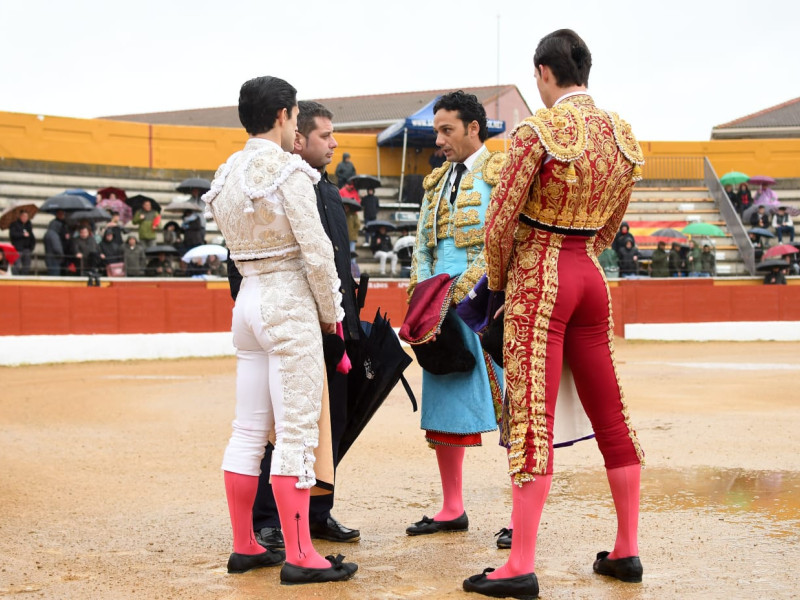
top-left (1, 340), bottom-right (799, 599)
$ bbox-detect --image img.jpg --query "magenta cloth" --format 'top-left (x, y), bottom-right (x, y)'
top-left (398, 273), bottom-right (455, 344)
top-left (335, 321), bottom-right (351, 374)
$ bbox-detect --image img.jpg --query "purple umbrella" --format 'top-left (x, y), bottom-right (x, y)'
top-left (748, 175), bottom-right (776, 186)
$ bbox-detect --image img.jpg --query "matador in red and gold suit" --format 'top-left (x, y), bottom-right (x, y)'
top-left (463, 29), bottom-right (647, 600)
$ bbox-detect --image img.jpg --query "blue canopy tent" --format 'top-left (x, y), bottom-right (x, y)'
top-left (376, 97), bottom-right (505, 202)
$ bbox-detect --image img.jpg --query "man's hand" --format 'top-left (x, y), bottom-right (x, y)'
top-left (320, 321), bottom-right (336, 335)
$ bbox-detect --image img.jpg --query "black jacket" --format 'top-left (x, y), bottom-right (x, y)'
top-left (9, 220), bottom-right (35, 251)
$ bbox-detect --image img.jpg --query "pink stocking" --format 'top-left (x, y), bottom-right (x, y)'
top-left (606, 464), bottom-right (641, 559)
top-left (224, 471), bottom-right (266, 555)
top-left (489, 474), bottom-right (552, 580)
top-left (433, 445), bottom-right (465, 521)
top-left (271, 475), bottom-right (328, 568)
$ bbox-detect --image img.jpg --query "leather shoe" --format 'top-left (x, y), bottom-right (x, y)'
top-left (309, 515), bottom-right (360, 542)
top-left (406, 512), bottom-right (468, 535)
top-left (495, 528), bottom-right (512, 549)
top-left (227, 548), bottom-right (285, 573)
top-left (254, 526), bottom-right (284, 550)
top-left (280, 553), bottom-right (358, 585)
top-left (593, 551), bottom-right (643, 583)
top-left (463, 568), bottom-right (539, 599)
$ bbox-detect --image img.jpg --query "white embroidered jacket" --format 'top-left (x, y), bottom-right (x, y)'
top-left (204, 138), bottom-right (344, 324)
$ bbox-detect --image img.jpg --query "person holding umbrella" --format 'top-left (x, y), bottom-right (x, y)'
top-left (44, 210), bottom-right (70, 276)
top-left (206, 77), bottom-right (355, 584)
top-left (9, 209), bottom-right (36, 275)
top-left (334, 152), bottom-right (356, 189)
top-left (132, 199), bottom-right (160, 248)
top-left (737, 182), bottom-right (753, 217)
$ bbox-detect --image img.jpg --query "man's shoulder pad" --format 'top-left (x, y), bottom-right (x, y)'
top-left (512, 105), bottom-right (586, 162)
top-left (424, 162), bottom-right (451, 190)
top-left (482, 151), bottom-right (507, 186)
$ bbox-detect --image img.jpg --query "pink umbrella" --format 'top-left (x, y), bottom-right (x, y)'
top-left (97, 198), bottom-right (133, 225)
top-left (763, 244), bottom-right (799, 259)
top-left (748, 175), bottom-right (776, 186)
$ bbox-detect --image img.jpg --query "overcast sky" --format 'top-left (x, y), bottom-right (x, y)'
top-left (1, 0), bottom-right (797, 141)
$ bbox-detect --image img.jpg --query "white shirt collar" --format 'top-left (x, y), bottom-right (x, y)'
top-left (554, 90), bottom-right (590, 105)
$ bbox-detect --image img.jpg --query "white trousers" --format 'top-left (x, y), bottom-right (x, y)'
top-left (374, 250), bottom-right (397, 274)
top-left (221, 269), bottom-right (323, 488)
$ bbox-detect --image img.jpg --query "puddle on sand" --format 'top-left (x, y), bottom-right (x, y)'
top-left (557, 467), bottom-right (800, 526)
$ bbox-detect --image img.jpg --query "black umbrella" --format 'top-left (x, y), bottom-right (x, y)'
top-left (348, 174), bottom-right (381, 190)
top-left (338, 309), bottom-right (416, 461)
top-left (756, 259), bottom-right (790, 272)
top-left (341, 198), bottom-right (362, 212)
top-left (127, 194), bottom-right (162, 214)
top-left (365, 220), bottom-right (398, 232)
top-left (144, 244), bottom-right (179, 256)
top-left (176, 177), bottom-right (212, 194)
top-left (40, 193), bottom-right (94, 213)
top-left (67, 207), bottom-right (112, 224)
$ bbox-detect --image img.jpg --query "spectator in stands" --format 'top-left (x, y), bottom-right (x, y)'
top-left (71, 225), bottom-right (100, 276)
top-left (668, 242), bottom-right (685, 277)
top-left (182, 209), bottom-right (206, 250)
top-left (429, 148), bottom-right (446, 170)
top-left (749, 231), bottom-right (766, 262)
top-left (132, 199), bottom-right (160, 248)
top-left (102, 211), bottom-right (125, 246)
top-left (750, 205), bottom-right (770, 229)
top-left (724, 184), bottom-right (739, 213)
top-left (9, 209), bottom-right (35, 275)
top-left (98, 229), bottom-right (124, 266)
top-left (650, 241), bottom-right (669, 277)
top-left (598, 247), bottom-right (618, 277)
top-left (755, 183), bottom-right (779, 207)
top-left (700, 244), bottom-right (716, 276)
top-left (334, 152), bottom-right (356, 188)
top-left (207, 254), bottom-right (228, 277)
top-left (784, 253), bottom-right (800, 276)
top-left (43, 217), bottom-right (66, 276)
top-left (611, 221), bottom-right (634, 255)
top-left (123, 236), bottom-right (147, 277)
top-left (736, 183), bottom-right (753, 217)
top-left (339, 179), bottom-right (361, 203)
top-left (0, 247), bottom-right (10, 276)
top-left (686, 239), bottom-right (702, 276)
top-left (162, 221), bottom-right (183, 249)
top-left (361, 187), bottom-right (379, 246)
top-left (772, 206), bottom-right (795, 243)
top-left (185, 256), bottom-right (208, 277)
top-left (370, 225), bottom-right (398, 275)
top-left (617, 239), bottom-right (639, 277)
top-left (146, 251), bottom-right (174, 277)
top-left (763, 264), bottom-right (787, 285)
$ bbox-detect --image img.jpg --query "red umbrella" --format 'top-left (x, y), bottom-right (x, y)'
top-left (763, 244), bottom-right (799, 259)
top-left (0, 242), bottom-right (19, 264)
top-left (97, 187), bottom-right (127, 201)
top-left (748, 175), bottom-right (776, 186)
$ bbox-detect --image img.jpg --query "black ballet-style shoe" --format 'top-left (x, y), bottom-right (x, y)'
top-left (495, 527), bottom-right (512, 549)
top-left (592, 550), bottom-right (643, 583)
top-left (463, 568), bottom-right (539, 599)
top-left (280, 554), bottom-right (358, 585)
top-left (227, 548), bottom-right (285, 573)
top-left (406, 512), bottom-right (468, 535)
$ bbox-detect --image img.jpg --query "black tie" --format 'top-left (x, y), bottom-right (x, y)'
top-left (449, 163), bottom-right (467, 204)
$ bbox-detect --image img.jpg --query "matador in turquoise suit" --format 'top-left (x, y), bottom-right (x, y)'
top-left (405, 91), bottom-right (506, 543)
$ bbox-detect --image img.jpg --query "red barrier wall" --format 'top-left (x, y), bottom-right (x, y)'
top-left (1, 278), bottom-right (798, 338)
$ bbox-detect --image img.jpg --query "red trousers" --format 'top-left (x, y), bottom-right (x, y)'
top-left (503, 229), bottom-right (644, 483)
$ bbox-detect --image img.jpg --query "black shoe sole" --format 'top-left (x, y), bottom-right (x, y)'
top-left (227, 550), bottom-right (285, 573)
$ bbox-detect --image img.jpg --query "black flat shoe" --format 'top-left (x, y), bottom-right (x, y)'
top-left (463, 568), bottom-right (539, 599)
top-left (593, 551), bottom-right (643, 583)
top-left (495, 528), bottom-right (512, 549)
top-left (227, 548), bottom-right (285, 573)
top-left (255, 526), bottom-right (284, 550)
top-left (406, 512), bottom-right (468, 535)
top-left (280, 553), bottom-right (358, 585)
top-left (309, 515), bottom-right (360, 543)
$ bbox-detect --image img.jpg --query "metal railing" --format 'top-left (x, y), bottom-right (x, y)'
top-left (704, 157), bottom-right (755, 276)
top-left (641, 156), bottom-right (704, 186)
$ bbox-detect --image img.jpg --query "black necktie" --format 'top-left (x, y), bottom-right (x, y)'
top-left (449, 163), bottom-right (467, 204)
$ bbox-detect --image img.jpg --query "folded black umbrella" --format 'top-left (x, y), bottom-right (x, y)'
top-left (339, 309), bottom-right (416, 461)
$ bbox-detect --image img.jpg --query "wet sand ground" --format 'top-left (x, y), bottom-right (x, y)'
top-left (1, 340), bottom-right (799, 599)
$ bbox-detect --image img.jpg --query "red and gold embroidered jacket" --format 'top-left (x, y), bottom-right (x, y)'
top-left (485, 94), bottom-right (644, 291)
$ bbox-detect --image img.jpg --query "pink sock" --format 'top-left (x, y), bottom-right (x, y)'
top-left (224, 471), bottom-right (266, 555)
top-left (271, 475), bottom-right (329, 568)
top-left (606, 464), bottom-right (641, 559)
top-left (433, 445), bottom-right (465, 521)
top-left (489, 474), bottom-right (552, 580)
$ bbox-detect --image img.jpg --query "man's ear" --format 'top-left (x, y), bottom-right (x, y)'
top-left (293, 131), bottom-right (304, 153)
top-left (276, 107), bottom-right (288, 125)
top-left (468, 119), bottom-right (480, 138)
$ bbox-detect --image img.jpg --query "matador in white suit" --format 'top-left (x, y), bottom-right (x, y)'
top-left (204, 76), bottom-right (357, 585)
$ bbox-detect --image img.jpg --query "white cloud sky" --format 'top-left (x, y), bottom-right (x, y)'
top-left (1, 0), bottom-right (797, 140)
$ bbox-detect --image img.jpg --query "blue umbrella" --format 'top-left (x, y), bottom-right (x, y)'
top-left (749, 228), bottom-right (775, 238)
top-left (64, 189), bottom-right (97, 206)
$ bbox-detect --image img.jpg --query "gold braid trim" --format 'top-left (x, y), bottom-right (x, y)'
top-left (482, 151), bottom-right (508, 186)
top-left (603, 110), bottom-right (645, 181)
top-left (512, 105), bottom-right (587, 183)
top-left (586, 238), bottom-right (645, 465)
top-left (423, 162), bottom-right (450, 190)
